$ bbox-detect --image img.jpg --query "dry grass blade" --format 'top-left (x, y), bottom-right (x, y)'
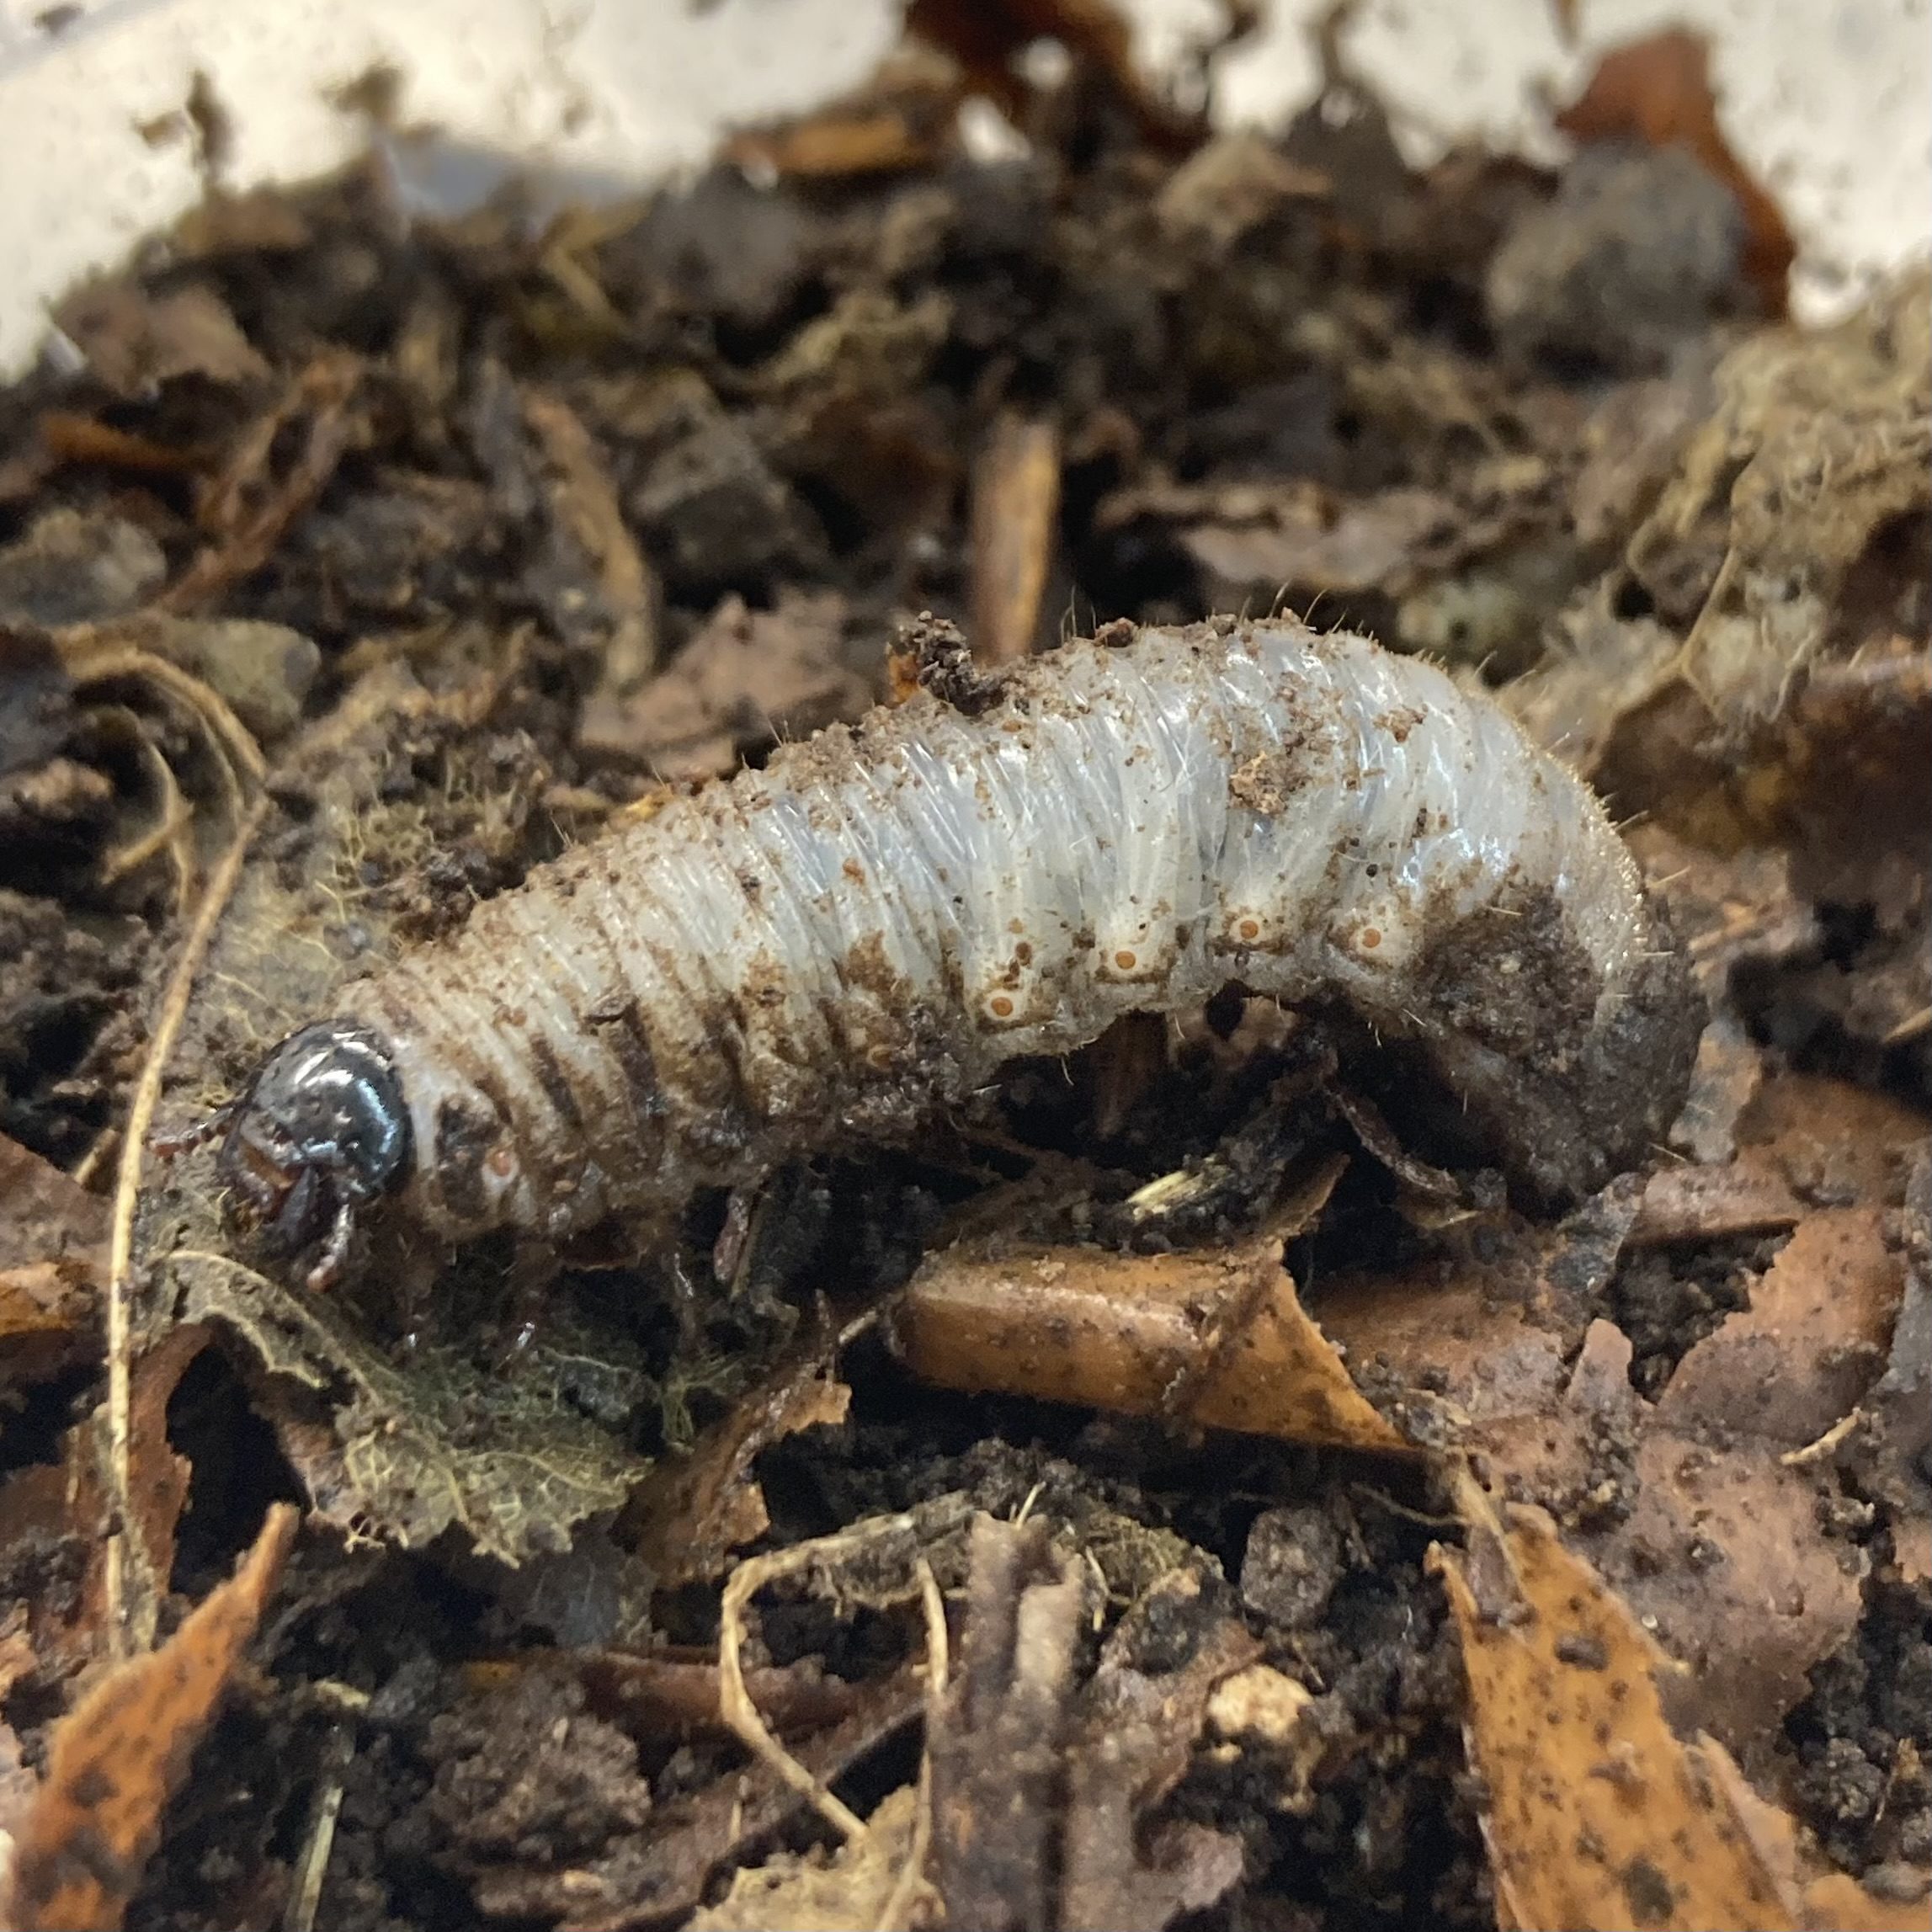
top-left (103, 791), bottom-right (270, 1655)
top-left (522, 385), bottom-right (660, 689)
top-left (969, 412), bottom-right (1060, 664)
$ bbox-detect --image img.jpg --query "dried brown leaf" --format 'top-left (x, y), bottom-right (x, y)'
top-left (629, 1349), bottom-right (852, 1588)
top-left (1441, 1504), bottom-right (1929, 1931)
top-left (1319, 1158), bottom-right (1885, 1766)
top-left (1658, 1206), bottom-right (1904, 1447)
top-left (5, 1504), bottom-right (297, 1932)
top-left (892, 1167), bottom-right (1405, 1451)
top-left (1439, 1503), bottom-right (1802, 1931)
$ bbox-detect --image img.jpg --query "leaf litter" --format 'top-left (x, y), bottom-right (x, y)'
top-left (0, 5), bottom-right (1924, 1929)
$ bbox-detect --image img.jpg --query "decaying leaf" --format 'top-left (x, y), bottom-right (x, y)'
top-left (176, 1253), bottom-right (648, 1564)
top-left (3, 1504), bottom-right (296, 1932)
top-left (1437, 1502), bottom-right (1924, 1932)
top-left (629, 1348), bottom-right (852, 1589)
top-left (1317, 1072), bottom-right (1927, 1766)
top-left (0, 1132), bottom-right (104, 1381)
top-left (1657, 1207), bottom-right (1904, 1448)
top-left (686, 1781), bottom-right (924, 1931)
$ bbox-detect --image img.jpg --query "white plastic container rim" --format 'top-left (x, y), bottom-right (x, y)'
top-left (1, 0), bottom-right (1927, 379)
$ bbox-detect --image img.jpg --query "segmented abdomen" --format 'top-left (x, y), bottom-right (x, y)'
top-left (336, 619), bottom-right (1700, 1241)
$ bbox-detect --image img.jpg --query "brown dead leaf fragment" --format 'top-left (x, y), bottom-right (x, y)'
top-left (5, 1504), bottom-right (297, 1932)
top-left (971, 412), bottom-right (1061, 664)
top-left (1556, 29), bottom-right (1795, 312)
top-left (52, 279), bottom-right (272, 397)
top-left (159, 351), bottom-right (367, 614)
top-left (1315, 1153), bottom-right (1889, 1768)
top-left (1439, 1504), bottom-right (1927, 1932)
top-left (627, 1349), bottom-right (851, 1589)
top-left (580, 588), bottom-right (868, 780)
top-left (0, 1132), bottom-right (105, 1381)
top-left (1658, 1206), bottom-right (1905, 1449)
top-left (891, 1187), bottom-right (1406, 1451)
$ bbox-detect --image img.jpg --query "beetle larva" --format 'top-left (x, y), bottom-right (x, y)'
top-left (208, 617), bottom-right (1700, 1285)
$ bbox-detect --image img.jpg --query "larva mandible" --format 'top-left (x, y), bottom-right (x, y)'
top-left (208, 617), bottom-right (1701, 1286)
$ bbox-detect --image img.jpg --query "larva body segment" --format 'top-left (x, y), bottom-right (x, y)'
top-left (285, 619), bottom-right (1698, 1257)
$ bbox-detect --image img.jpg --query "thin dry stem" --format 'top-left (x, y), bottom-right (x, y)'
top-left (718, 1516), bottom-right (930, 1847)
top-left (104, 791), bottom-right (270, 1655)
top-left (871, 1556), bottom-right (947, 1932)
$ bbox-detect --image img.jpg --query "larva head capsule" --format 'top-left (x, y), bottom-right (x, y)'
top-left (215, 1020), bottom-right (412, 1291)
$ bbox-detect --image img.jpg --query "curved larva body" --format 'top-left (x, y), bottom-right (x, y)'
top-left (329, 619), bottom-right (1700, 1245)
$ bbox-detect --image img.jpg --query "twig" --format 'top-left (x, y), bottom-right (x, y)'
top-left (283, 1722), bottom-right (354, 1932)
top-left (104, 791), bottom-right (270, 1655)
top-left (1780, 1409), bottom-right (1861, 1467)
top-left (67, 644), bottom-right (269, 796)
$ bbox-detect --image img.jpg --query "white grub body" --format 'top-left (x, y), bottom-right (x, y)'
top-left (335, 618), bottom-right (1700, 1244)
